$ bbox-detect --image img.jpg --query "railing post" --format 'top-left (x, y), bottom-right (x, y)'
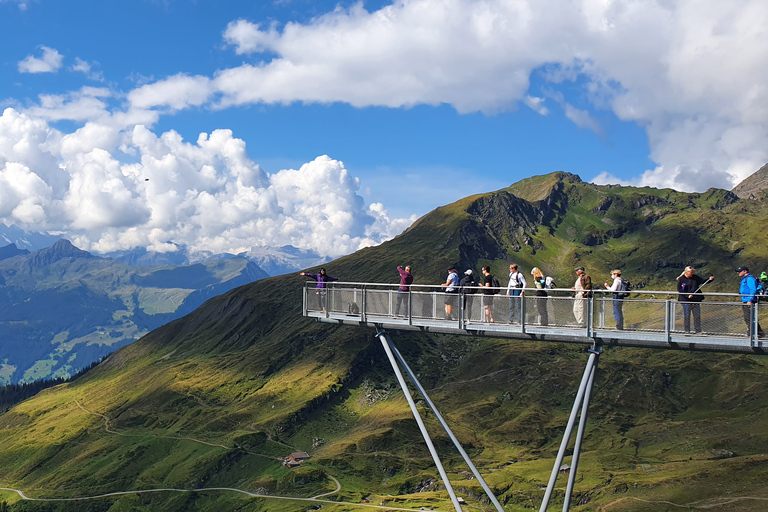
top-left (751, 302), bottom-right (758, 347)
top-left (459, 290), bottom-right (464, 329)
top-left (521, 290), bottom-right (527, 333)
top-left (598, 299), bottom-right (605, 329)
top-left (408, 291), bottom-right (413, 326)
top-left (302, 284), bottom-right (307, 316)
top-left (362, 284), bottom-right (367, 323)
top-left (665, 300), bottom-right (671, 342)
top-left (587, 295), bottom-right (593, 337)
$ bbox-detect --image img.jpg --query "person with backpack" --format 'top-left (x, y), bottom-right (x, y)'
top-left (737, 266), bottom-right (764, 338)
top-left (572, 267), bottom-right (592, 325)
top-left (604, 269), bottom-right (626, 330)
top-left (481, 265), bottom-right (496, 323)
top-left (441, 266), bottom-right (460, 321)
top-left (506, 263), bottom-right (527, 324)
top-left (530, 267), bottom-right (549, 326)
top-left (676, 266), bottom-right (712, 334)
top-left (459, 269), bottom-right (478, 323)
top-left (394, 265), bottom-right (413, 317)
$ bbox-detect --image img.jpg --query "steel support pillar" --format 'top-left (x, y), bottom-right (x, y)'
top-left (539, 347), bottom-right (601, 512)
top-left (384, 336), bottom-right (505, 512)
top-left (375, 330), bottom-right (463, 512)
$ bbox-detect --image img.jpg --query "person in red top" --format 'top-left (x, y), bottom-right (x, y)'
top-left (395, 265), bottom-right (413, 316)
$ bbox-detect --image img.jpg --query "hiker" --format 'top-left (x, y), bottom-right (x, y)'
top-left (572, 267), bottom-right (592, 325)
top-left (441, 266), bottom-right (460, 320)
top-left (676, 266), bottom-right (711, 334)
top-left (736, 266), bottom-right (764, 338)
top-left (300, 268), bottom-right (339, 311)
top-left (394, 265), bottom-right (413, 317)
top-left (481, 265), bottom-right (496, 323)
top-left (531, 267), bottom-right (549, 326)
top-left (604, 269), bottom-right (625, 330)
top-left (506, 263), bottom-right (527, 324)
top-left (459, 269), bottom-right (478, 322)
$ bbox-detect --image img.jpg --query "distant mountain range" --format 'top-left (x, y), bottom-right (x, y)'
top-left (0, 222), bottom-right (330, 276)
top-left (0, 239), bottom-right (268, 385)
top-left (3, 171), bottom-right (768, 510)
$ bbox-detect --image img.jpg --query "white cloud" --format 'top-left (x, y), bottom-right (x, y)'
top-left (71, 58), bottom-right (104, 82)
top-left (128, 74), bottom-right (213, 111)
top-left (203, 0), bottom-right (768, 190)
top-left (18, 46), bottom-right (64, 74)
top-left (0, 108), bottom-right (409, 258)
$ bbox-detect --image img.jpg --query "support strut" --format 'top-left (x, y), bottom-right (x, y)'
top-left (375, 330), bottom-right (464, 511)
top-left (539, 347), bottom-right (601, 512)
top-left (385, 336), bottom-right (505, 512)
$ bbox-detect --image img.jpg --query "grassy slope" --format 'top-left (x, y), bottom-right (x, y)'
top-left (2, 173), bottom-right (768, 511)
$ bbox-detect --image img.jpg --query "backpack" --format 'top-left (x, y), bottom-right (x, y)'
top-left (348, 302), bottom-right (360, 315)
top-left (617, 279), bottom-right (631, 299)
top-left (545, 276), bottom-right (556, 289)
top-left (755, 276), bottom-right (767, 302)
top-left (491, 276), bottom-right (501, 294)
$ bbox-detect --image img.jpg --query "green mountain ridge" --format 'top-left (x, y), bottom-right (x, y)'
top-left (1, 172), bottom-right (768, 511)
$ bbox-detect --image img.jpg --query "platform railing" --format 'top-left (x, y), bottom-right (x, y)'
top-left (303, 282), bottom-right (766, 347)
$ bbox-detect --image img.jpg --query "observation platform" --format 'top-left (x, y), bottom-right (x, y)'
top-left (302, 282), bottom-right (768, 355)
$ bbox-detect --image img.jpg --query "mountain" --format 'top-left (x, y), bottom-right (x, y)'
top-left (243, 245), bottom-right (331, 276)
top-left (108, 243), bottom-right (330, 276)
top-left (0, 240), bottom-right (268, 385)
top-left (0, 223), bottom-right (60, 252)
top-left (2, 172), bottom-right (768, 511)
top-left (732, 163), bottom-right (768, 199)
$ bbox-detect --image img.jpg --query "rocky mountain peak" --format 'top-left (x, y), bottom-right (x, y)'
top-left (732, 163), bottom-right (768, 199)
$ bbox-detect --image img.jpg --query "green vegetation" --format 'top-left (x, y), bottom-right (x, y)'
top-left (2, 172), bottom-right (768, 510)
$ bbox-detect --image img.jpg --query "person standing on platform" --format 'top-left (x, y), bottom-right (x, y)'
top-left (394, 265), bottom-right (413, 317)
top-left (482, 266), bottom-right (496, 323)
top-left (459, 269), bottom-right (477, 323)
top-left (441, 266), bottom-right (460, 320)
top-left (604, 269), bottom-right (625, 330)
top-left (572, 267), bottom-right (592, 325)
top-left (300, 268), bottom-right (339, 312)
top-left (737, 266), bottom-right (764, 338)
top-left (530, 267), bottom-right (549, 326)
top-left (506, 264), bottom-right (526, 324)
top-left (676, 266), bottom-right (711, 333)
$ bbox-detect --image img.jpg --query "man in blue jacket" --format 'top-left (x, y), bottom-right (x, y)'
top-left (737, 266), bottom-right (764, 338)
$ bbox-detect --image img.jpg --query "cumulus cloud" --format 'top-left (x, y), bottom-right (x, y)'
top-left (0, 108), bottom-right (411, 258)
top-left (18, 46), bottom-right (64, 74)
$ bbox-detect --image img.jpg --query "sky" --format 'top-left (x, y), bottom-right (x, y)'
top-left (1, 0), bottom-right (767, 259)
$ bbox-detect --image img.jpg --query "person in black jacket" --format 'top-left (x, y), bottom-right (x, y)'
top-left (677, 266), bottom-right (713, 333)
top-left (459, 269), bottom-right (478, 322)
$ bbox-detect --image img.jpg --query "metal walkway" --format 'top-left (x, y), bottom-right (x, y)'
top-left (301, 282), bottom-right (767, 511)
top-left (303, 283), bottom-right (767, 354)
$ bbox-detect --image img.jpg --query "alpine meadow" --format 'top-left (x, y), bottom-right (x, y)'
top-left (3, 171), bottom-right (768, 511)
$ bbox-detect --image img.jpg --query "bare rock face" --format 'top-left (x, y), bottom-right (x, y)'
top-left (732, 163), bottom-right (768, 200)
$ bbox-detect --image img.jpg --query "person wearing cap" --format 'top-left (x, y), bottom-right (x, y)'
top-left (394, 265), bottom-right (413, 317)
top-left (737, 266), bottom-right (764, 338)
top-left (506, 263), bottom-right (527, 324)
top-left (571, 266), bottom-right (592, 325)
top-left (604, 269), bottom-right (625, 330)
top-left (441, 266), bottom-right (460, 320)
top-left (300, 268), bottom-right (339, 312)
top-left (459, 269), bottom-right (478, 322)
top-left (676, 266), bottom-right (713, 333)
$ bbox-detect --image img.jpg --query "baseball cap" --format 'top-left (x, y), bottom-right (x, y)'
top-left (574, 266), bottom-right (585, 272)
top-left (464, 269), bottom-right (473, 275)
top-left (735, 266), bottom-right (749, 273)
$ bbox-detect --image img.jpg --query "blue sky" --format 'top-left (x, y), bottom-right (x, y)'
top-left (1, 0), bottom-right (766, 258)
